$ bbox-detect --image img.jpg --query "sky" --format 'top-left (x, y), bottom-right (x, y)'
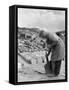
top-left (18, 8), bottom-right (65, 32)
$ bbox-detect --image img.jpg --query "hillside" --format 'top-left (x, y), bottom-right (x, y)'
top-left (18, 27), bottom-right (65, 82)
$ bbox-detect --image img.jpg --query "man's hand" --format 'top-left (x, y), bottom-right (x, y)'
top-left (47, 48), bottom-right (51, 56)
top-left (47, 45), bottom-right (51, 49)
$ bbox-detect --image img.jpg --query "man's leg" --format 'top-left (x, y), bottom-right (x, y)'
top-left (51, 60), bottom-right (62, 76)
top-left (45, 60), bottom-right (62, 77)
top-left (54, 60), bottom-right (62, 76)
top-left (45, 61), bottom-right (56, 77)
top-left (44, 61), bottom-right (52, 74)
top-left (44, 54), bottom-right (52, 74)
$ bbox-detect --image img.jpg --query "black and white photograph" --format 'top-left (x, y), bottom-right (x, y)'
top-left (17, 6), bottom-right (67, 83)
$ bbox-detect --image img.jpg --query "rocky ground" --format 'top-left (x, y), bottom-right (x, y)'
top-left (18, 51), bottom-right (65, 82)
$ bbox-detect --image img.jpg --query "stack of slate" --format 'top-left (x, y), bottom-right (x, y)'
top-left (18, 27), bottom-right (48, 53)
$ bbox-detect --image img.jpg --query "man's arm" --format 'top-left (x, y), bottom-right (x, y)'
top-left (47, 41), bottom-right (57, 48)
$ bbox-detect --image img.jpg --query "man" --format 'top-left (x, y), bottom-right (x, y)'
top-left (39, 31), bottom-right (65, 77)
